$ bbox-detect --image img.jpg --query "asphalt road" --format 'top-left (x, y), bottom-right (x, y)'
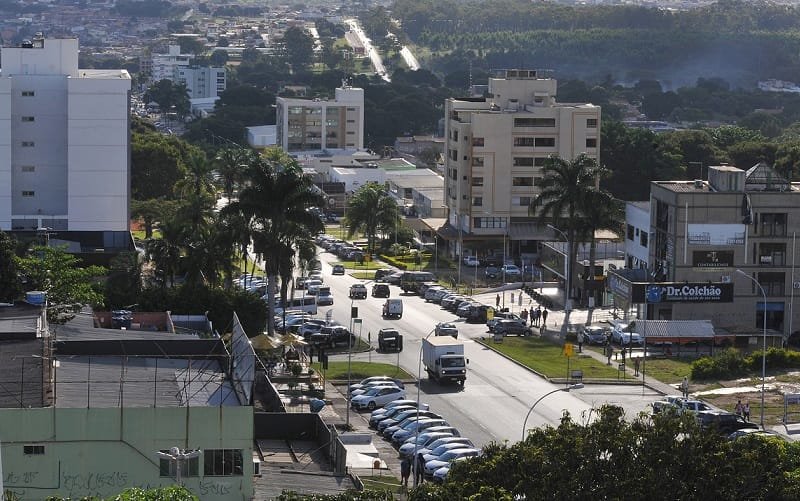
top-left (312, 254), bottom-right (659, 447)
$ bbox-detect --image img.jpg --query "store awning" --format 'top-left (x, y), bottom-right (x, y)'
top-left (508, 222), bottom-right (552, 240)
top-left (630, 320), bottom-right (715, 339)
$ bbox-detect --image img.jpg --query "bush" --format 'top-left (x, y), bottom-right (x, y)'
top-left (746, 347), bottom-right (800, 370)
top-left (378, 254), bottom-right (407, 270)
top-left (690, 348), bottom-right (748, 380)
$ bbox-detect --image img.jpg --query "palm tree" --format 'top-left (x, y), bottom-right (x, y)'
top-left (345, 182), bottom-right (398, 255)
top-left (229, 149), bottom-right (324, 335)
top-left (145, 218), bottom-right (184, 288)
top-left (530, 154), bottom-right (603, 307)
top-left (215, 147), bottom-right (253, 201)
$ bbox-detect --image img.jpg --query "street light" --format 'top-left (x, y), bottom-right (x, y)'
top-left (735, 269), bottom-right (768, 428)
top-left (521, 383), bottom-right (584, 441)
top-left (413, 328), bottom-right (437, 487)
top-left (547, 224), bottom-right (571, 312)
top-left (156, 447), bottom-right (202, 486)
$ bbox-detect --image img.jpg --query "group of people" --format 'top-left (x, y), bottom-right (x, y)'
top-left (735, 399), bottom-right (752, 421)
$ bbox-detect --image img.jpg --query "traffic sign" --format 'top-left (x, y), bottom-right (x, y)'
top-left (563, 343), bottom-right (574, 357)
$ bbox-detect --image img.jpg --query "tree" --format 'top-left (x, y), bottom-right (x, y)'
top-left (226, 148), bottom-right (323, 335)
top-left (281, 26), bottom-right (315, 68)
top-left (131, 198), bottom-right (176, 239)
top-left (145, 218), bottom-right (185, 288)
top-left (16, 246), bottom-right (106, 324)
top-left (210, 49), bottom-right (229, 66)
top-left (104, 251), bottom-right (143, 309)
top-left (215, 147), bottom-right (254, 201)
top-left (410, 405), bottom-right (800, 499)
top-left (530, 154), bottom-right (601, 308)
top-left (0, 230), bottom-right (20, 302)
top-left (345, 182), bottom-right (399, 255)
top-left (131, 129), bottom-right (188, 200)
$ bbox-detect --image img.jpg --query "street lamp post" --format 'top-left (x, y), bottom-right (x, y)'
top-left (413, 328), bottom-right (437, 487)
top-left (521, 383), bottom-right (584, 441)
top-left (736, 269), bottom-right (768, 428)
top-left (547, 224), bottom-right (571, 313)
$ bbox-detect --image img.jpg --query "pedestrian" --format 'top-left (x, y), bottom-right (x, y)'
top-left (735, 399), bottom-right (744, 416)
top-left (534, 307), bottom-right (541, 326)
top-left (400, 457), bottom-right (411, 488)
top-left (620, 348), bottom-right (626, 365)
top-left (511, 292), bottom-right (515, 304)
top-left (681, 376), bottom-right (690, 399)
top-left (496, 294), bottom-right (500, 308)
top-left (414, 453), bottom-right (424, 484)
top-left (529, 307), bottom-right (535, 326)
top-left (743, 402), bottom-right (751, 421)
top-left (634, 357), bottom-right (640, 376)
top-left (606, 344), bottom-right (613, 365)
top-left (542, 308), bottom-right (548, 326)
top-left (521, 308), bottom-right (528, 324)
top-left (577, 329), bottom-right (584, 353)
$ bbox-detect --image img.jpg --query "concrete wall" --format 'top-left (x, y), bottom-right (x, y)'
top-left (0, 406), bottom-right (254, 500)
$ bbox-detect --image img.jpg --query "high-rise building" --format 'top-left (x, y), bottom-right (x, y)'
top-left (176, 66), bottom-right (226, 99)
top-left (276, 85), bottom-right (364, 153)
top-left (0, 37), bottom-right (132, 247)
top-left (441, 69), bottom-right (601, 261)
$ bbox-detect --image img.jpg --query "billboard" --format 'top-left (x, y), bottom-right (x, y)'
top-left (692, 250), bottom-right (734, 271)
top-left (634, 283), bottom-right (733, 303)
top-left (687, 224), bottom-right (745, 246)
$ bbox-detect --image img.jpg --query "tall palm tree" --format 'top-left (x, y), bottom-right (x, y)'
top-left (229, 149), bottom-right (324, 335)
top-left (145, 218), bottom-right (184, 288)
top-left (345, 182), bottom-right (398, 255)
top-left (215, 147), bottom-right (253, 201)
top-left (530, 154), bottom-right (603, 307)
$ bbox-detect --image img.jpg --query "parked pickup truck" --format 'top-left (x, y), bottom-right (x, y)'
top-left (422, 337), bottom-right (467, 385)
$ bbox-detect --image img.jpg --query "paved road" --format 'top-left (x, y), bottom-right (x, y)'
top-left (311, 254), bottom-right (658, 448)
top-left (344, 19), bottom-right (390, 82)
top-left (399, 46), bottom-right (420, 71)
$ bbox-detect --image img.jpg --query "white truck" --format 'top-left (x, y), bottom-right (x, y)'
top-left (422, 337), bottom-right (468, 385)
top-left (382, 299), bottom-right (403, 319)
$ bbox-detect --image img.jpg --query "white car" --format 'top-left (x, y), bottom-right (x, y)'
top-left (612, 323), bottom-right (643, 346)
top-left (398, 431), bottom-right (458, 458)
top-left (370, 400), bottom-right (428, 420)
top-left (414, 436), bottom-right (473, 458)
top-left (422, 442), bottom-right (474, 463)
top-left (351, 386), bottom-right (406, 410)
top-left (433, 456), bottom-right (470, 483)
top-left (349, 376), bottom-right (404, 394)
top-left (463, 256), bottom-right (480, 267)
top-left (424, 448), bottom-right (481, 478)
top-left (350, 381), bottom-right (403, 397)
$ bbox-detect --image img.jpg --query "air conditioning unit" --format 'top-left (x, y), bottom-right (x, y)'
top-left (253, 458), bottom-right (261, 476)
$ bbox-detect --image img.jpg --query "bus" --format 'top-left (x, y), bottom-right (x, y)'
top-left (400, 271), bottom-right (436, 293)
top-left (273, 295), bottom-right (318, 316)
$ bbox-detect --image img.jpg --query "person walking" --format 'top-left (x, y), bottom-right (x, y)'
top-left (400, 457), bottom-right (411, 488)
top-left (681, 376), bottom-right (690, 399)
top-left (521, 308), bottom-right (529, 324)
top-left (414, 453), bottom-right (424, 485)
top-left (743, 402), bottom-right (751, 421)
top-left (541, 308), bottom-right (548, 326)
top-left (510, 292), bottom-right (515, 305)
top-left (735, 399), bottom-right (744, 416)
top-left (577, 329), bottom-right (584, 353)
top-left (529, 307), bottom-right (535, 326)
top-left (634, 357), bottom-right (641, 377)
top-left (606, 344), bottom-right (613, 365)
top-left (496, 294), bottom-right (501, 308)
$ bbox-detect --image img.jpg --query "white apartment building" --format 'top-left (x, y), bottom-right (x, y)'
top-left (624, 201), bottom-right (650, 270)
top-left (151, 45), bottom-right (227, 99)
top-left (0, 38), bottom-right (131, 244)
top-left (441, 69), bottom-right (601, 260)
top-left (150, 45), bottom-right (191, 82)
top-left (276, 85), bottom-right (364, 153)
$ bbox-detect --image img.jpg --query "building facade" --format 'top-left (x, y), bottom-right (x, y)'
top-left (0, 38), bottom-right (131, 236)
top-left (176, 65), bottom-right (226, 99)
top-left (276, 85), bottom-right (364, 153)
top-left (624, 201), bottom-right (650, 270)
top-left (441, 69), bottom-right (601, 259)
top-left (644, 163), bottom-right (800, 339)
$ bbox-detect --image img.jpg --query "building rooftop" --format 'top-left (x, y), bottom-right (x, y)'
top-left (653, 180), bottom-right (712, 193)
top-left (628, 201), bottom-right (650, 210)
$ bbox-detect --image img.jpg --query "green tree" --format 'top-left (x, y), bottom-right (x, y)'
top-left (16, 246), bottom-right (106, 324)
top-left (281, 26), bottom-right (315, 68)
top-left (104, 251), bottom-right (143, 309)
top-left (210, 49), bottom-right (229, 66)
top-left (0, 230), bottom-right (20, 302)
top-left (226, 148), bottom-right (323, 335)
top-left (345, 182), bottom-right (399, 255)
top-left (145, 218), bottom-right (185, 288)
top-left (215, 147), bottom-right (253, 201)
top-left (530, 154), bottom-right (600, 307)
top-left (130, 198), bottom-right (176, 239)
top-left (131, 131), bottom-right (188, 200)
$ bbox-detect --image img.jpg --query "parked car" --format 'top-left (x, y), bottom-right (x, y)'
top-left (370, 405), bottom-right (417, 429)
top-left (378, 410), bottom-right (441, 434)
top-left (297, 320), bottom-right (327, 339)
top-left (370, 401), bottom-right (429, 426)
top-left (494, 319), bottom-right (533, 336)
top-left (351, 382), bottom-right (402, 398)
top-left (611, 323), bottom-right (643, 346)
top-left (398, 432), bottom-right (457, 459)
top-left (487, 312), bottom-right (521, 332)
top-left (457, 301), bottom-right (481, 318)
top-left (392, 419), bottom-right (449, 445)
top-left (463, 256), bottom-right (480, 267)
top-left (349, 283), bottom-right (368, 299)
top-left (386, 272), bottom-right (404, 285)
top-left (484, 266), bottom-right (501, 279)
top-left (351, 386), bottom-right (406, 410)
top-left (696, 410), bottom-right (759, 435)
top-left (372, 283), bottom-right (391, 298)
top-left (413, 436), bottom-right (472, 458)
top-left (332, 264), bottom-right (345, 275)
top-left (501, 264), bottom-right (522, 279)
top-left (430, 289), bottom-right (451, 304)
top-left (582, 325), bottom-right (609, 345)
top-left (435, 322), bottom-right (459, 338)
top-left (482, 255), bottom-right (503, 267)
top-left (315, 325), bottom-right (353, 347)
top-left (424, 286), bottom-right (446, 301)
top-left (422, 442), bottom-right (474, 463)
top-left (374, 268), bottom-right (393, 281)
top-left (651, 396), bottom-right (687, 414)
top-left (304, 279), bottom-right (323, 295)
top-left (350, 376), bottom-right (405, 394)
top-left (727, 429), bottom-right (785, 441)
top-left (466, 304), bottom-right (494, 323)
top-left (424, 448), bottom-right (481, 478)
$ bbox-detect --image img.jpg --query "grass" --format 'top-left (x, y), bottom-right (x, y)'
top-left (311, 361), bottom-right (413, 380)
top-left (351, 271), bottom-right (375, 280)
top-left (482, 336), bottom-right (621, 379)
top-left (324, 226), bottom-right (365, 240)
top-left (640, 357), bottom-right (694, 384)
top-left (360, 475), bottom-right (403, 493)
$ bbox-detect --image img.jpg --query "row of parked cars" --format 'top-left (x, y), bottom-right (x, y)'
top-left (348, 376), bottom-right (480, 482)
top-left (650, 396), bottom-right (783, 440)
top-left (317, 235), bottom-right (364, 263)
top-left (275, 311), bottom-right (354, 347)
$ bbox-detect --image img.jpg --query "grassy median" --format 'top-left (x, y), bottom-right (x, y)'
top-left (311, 361), bottom-right (413, 380)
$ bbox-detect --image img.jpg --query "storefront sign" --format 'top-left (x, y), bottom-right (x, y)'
top-left (692, 250), bottom-right (734, 271)
top-left (632, 282), bottom-right (733, 303)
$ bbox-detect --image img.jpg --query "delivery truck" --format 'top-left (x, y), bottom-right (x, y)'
top-left (422, 337), bottom-right (468, 385)
top-left (382, 299), bottom-right (403, 319)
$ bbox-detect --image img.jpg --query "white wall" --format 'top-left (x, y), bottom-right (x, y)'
top-left (625, 202), bottom-right (650, 268)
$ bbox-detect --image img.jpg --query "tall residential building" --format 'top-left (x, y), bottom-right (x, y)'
top-left (276, 85), bottom-right (364, 153)
top-left (0, 38), bottom-right (132, 244)
top-left (441, 69), bottom-right (601, 260)
top-left (150, 44), bottom-right (191, 81)
top-left (176, 65), bottom-right (226, 99)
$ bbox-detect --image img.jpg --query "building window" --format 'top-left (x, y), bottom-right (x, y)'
top-left (535, 137), bottom-right (555, 147)
top-left (449, 149), bottom-right (458, 161)
top-left (759, 243), bottom-right (786, 266)
top-left (627, 224), bottom-right (635, 241)
top-left (472, 137), bottom-right (484, 147)
top-left (586, 138), bottom-right (597, 148)
top-left (449, 168), bottom-right (457, 181)
top-left (471, 177), bottom-right (484, 187)
top-left (21, 91), bottom-right (34, 97)
top-left (534, 157), bottom-right (547, 167)
top-left (21, 141), bottom-right (34, 147)
top-left (204, 449), bottom-right (244, 476)
top-left (24, 445), bottom-right (45, 455)
top-left (640, 231), bottom-right (648, 247)
top-left (21, 165), bottom-right (35, 172)
top-left (587, 118), bottom-right (598, 128)
top-left (347, 107), bottom-right (357, 111)
top-left (514, 118), bottom-right (556, 127)
top-left (758, 272), bottom-right (785, 296)
top-left (347, 119), bottom-right (355, 123)
top-left (451, 130), bottom-right (459, 141)
top-left (21, 116), bottom-right (34, 122)
top-left (159, 451), bottom-right (199, 477)
top-left (473, 217), bottom-right (507, 229)
top-left (472, 157), bottom-right (484, 167)
top-left (513, 137), bottom-right (535, 147)
top-left (22, 191), bottom-right (34, 197)
top-left (472, 197), bottom-right (483, 206)
top-left (761, 213), bottom-right (787, 237)
top-left (513, 157), bottom-right (534, 167)
top-left (512, 196), bottom-right (531, 206)
top-left (512, 177), bottom-right (533, 187)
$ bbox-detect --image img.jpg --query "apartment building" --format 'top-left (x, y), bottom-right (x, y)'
top-left (276, 85), bottom-right (364, 153)
top-left (0, 38), bottom-right (132, 250)
top-left (150, 44), bottom-right (192, 81)
top-left (150, 45), bottom-right (227, 99)
top-left (616, 163), bottom-right (799, 341)
top-left (441, 69), bottom-right (601, 260)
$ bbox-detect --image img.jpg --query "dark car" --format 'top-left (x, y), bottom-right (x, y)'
top-left (483, 255), bottom-right (502, 267)
top-left (494, 319), bottom-right (533, 336)
top-left (487, 312), bottom-right (521, 332)
top-left (374, 269), bottom-right (393, 281)
top-left (697, 411), bottom-right (759, 435)
top-left (317, 325), bottom-right (354, 347)
top-left (372, 283), bottom-right (391, 298)
top-left (386, 272), bottom-right (404, 285)
top-left (581, 325), bottom-right (609, 345)
top-left (485, 266), bottom-right (501, 279)
top-left (332, 264), bottom-right (345, 275)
